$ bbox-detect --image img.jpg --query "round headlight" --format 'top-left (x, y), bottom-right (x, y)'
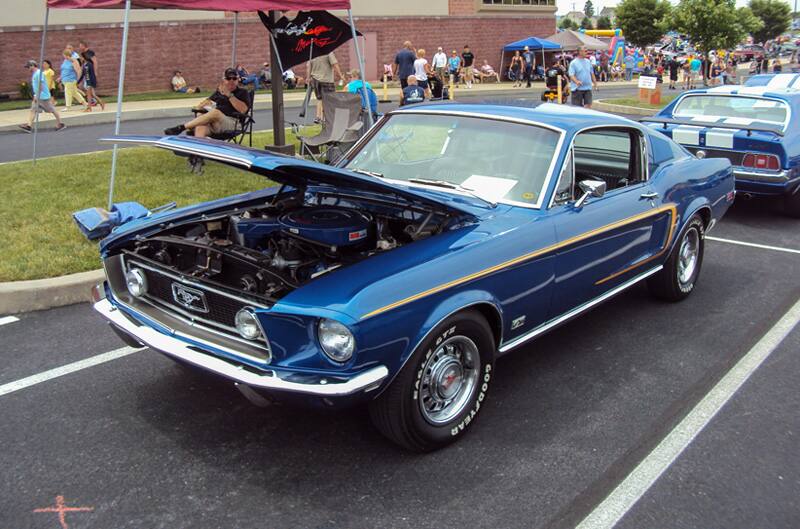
top-left (318, 318), bottom-right (355, 362)
top-left (125, 268), bottom-right (147, 298)
top-left (235, 308), bottom-right (262, 340)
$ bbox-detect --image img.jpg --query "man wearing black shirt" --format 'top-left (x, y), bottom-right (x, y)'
top-left (461, 45), bottom-right (475, 88)
top-left (164, 68), bottom-right (249, 138)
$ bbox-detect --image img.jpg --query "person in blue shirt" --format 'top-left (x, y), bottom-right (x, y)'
top-left (19, 60), bottom-right (65, 133)
top-left (522, 45), bottom-right (535, 88)
top-left (568, 47), bottom-right (597, 108)
top-left (447, 50), bottom-right (462, 84)
top-left (623, 54), bottom-right (635, 81)
top-left (58, 49), bottom-right (88, 111)
top-left (401, 75), bottom-right (425, 106)
top-left (394, 41), bottom-right (417, 90)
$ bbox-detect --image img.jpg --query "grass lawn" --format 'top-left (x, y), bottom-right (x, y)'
top-left (602, 94), bottom-right (678, 110)
top-left (0, 128), bottom-right (318, 282)
top-left (0, 87), bottom-right (309, 112)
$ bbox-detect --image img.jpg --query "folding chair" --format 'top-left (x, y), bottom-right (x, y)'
top-left (186, 90), bottom-right (255, 173)
top-left (294, 92), bottom-right (364, 164)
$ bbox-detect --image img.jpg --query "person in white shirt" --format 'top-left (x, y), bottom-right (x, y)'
top-left (414, 48), bottom-right (432, 98)
top-left (432, 47), bottom-right (448, 80)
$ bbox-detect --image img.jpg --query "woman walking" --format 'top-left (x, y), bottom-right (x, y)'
top-left (78, 42), bottom-right (104, 111)
top-left (58, 49), bottom-right (87, 111)
top-left (510, 51), bottom-right (523, 87)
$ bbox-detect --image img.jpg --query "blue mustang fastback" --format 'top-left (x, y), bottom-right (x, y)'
top-left (643, 73), bottom-right (800, 216)
top-left (93, 103), bottom-right (734, 451)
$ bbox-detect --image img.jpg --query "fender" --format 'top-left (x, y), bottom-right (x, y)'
top-left (377, 290), bottom-right (504, 392)
top-left (668, 199), bottom-right (712, 256)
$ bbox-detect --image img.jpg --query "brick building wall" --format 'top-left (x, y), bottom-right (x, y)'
top-left (0, 14), bottom-right (554, 96)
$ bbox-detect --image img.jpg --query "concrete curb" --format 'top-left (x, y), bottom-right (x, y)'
top-left (593, 100), bottom-right (657, 116)
top-left (0, 269), bottom-right (103, 315)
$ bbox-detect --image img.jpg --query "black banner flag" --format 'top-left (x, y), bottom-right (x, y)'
top-left (259, 10), bottom-right (361, 71)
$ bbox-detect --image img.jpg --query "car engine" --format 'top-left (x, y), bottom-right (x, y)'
top-left (118, 191), bottom-right (456, 304)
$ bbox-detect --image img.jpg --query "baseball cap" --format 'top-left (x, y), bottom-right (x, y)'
top-left (224, 67), bottom-right (238, 78)
top-left (24, 59), bottom-right (38, 68)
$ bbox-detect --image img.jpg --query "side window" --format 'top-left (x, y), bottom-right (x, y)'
top-left (553, 150), bottom-right (574, 205)
top-left (572, 128), bottom-right (645, 192)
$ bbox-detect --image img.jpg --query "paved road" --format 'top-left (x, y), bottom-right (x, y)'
top-left (1, 199), bottom-right (799, 529)
top-left (0, 84), bottom-right (642, 163)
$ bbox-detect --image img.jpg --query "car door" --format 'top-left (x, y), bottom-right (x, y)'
top-left (548, 126), bottom-right (674, 316)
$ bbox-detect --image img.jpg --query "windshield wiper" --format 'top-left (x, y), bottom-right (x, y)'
top-left (352, 169), bottom-right (384, 178)
top-left (407, 178), bottom-right (497, 208)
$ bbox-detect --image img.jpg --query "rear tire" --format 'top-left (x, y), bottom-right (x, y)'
top-left (369, 310), bottom-right (495, 452)
top-left (647, 215), bottom-right (705, 302)
top-left (783, 190), bottom-right (800, 218)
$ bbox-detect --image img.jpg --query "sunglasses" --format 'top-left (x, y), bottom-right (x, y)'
top-left (224, 76), bottom-right (238, 80)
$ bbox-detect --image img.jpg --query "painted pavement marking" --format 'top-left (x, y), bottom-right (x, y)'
top-left (0, 346), bottom-right (142, 398)
top-left (0, 315), bottom-right (20, 326)
top-left (575, 296), bottom-right (800, 529)
top-left (706, 236), bottom-right (800, 255)
top-left (34, 495), bottom-right (94, 529)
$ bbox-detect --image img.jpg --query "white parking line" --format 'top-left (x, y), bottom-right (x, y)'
top-left (706, 236), bottom-right (800, 255)
top-left (576, 296), bottom-right (800, 529)
top-left (0, 316), bottom-right (20, 326)
top-left (0, 346), bottom-right (142, 398)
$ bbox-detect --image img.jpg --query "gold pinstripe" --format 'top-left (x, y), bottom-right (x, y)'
top-left (360, 204), bottom-right (679, 320)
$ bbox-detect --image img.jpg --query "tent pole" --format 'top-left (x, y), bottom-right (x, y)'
top-left (498, 50), bottom-right (503, 82)
top-left (107, 0), bottom-right (131, 210)
top-left (348, 9), bottom-right (372, 128)
top-left (32, 6), bottom-right (49, 166)
top-left (269, 10), bottom-right (286, 148)
top-left (231, 12), bottom-right (239, 68)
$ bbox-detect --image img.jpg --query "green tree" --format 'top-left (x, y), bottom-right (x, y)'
top-left (580, 16), bottom-right (594, 29)
top-left (749, 0), bottom-right (791, 43)
top-left (559, 17), bottom-right (579, 30)
top-left (584, 0), bottom-right (595, 17)
top-left (615, 0), bottom-right (672, 48)
top-left (596, 15), bottom-right (613, 29)
top-left (671, 0), bottom-right (763, 53)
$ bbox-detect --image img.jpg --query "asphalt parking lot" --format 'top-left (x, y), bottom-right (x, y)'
top-left (2, 196), bottom-right (799, 529)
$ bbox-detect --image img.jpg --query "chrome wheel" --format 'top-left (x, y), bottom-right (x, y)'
top-left (418, 335), bottom-right (480, 425)
top-left (678, 228), bottom-right (700, 285)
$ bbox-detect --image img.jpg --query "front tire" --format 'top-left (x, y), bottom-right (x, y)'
top-left (647, 215), bottom-right (705, 301)
top-left (369, 310), bottom-right (495, 452)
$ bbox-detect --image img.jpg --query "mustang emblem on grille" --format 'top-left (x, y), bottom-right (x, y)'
top-left (171, 283), bottom-right (208, 313)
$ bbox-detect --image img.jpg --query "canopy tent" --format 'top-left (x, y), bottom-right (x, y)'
top-left (499, 36), bottom-right (560, 78)
top-left (544, 30), bottom-right (607, 51)
top-left (38, 0), bottom-right (367, 209)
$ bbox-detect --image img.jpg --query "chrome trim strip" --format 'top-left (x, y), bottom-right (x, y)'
top-left (94, 298), bottom-right (388, 397)
top-left (498, 266), bottom-right (663, 353)
top-left (733, 169), bottom-right (791, 182)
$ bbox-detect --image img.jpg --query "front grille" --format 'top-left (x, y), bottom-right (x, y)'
top-left (685, 147), bottom-right (744, 166)
top-left (142, 268), bottom-right (248, 331)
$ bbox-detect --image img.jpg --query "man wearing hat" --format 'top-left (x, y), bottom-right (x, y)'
top-left (522, 45), bottom-right (535, 88)
top-left (19, 60), bottom-right (65, 133)
top-left (164, 67), bottom-right (249, 138)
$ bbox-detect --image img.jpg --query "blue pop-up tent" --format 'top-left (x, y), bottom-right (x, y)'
top-left (500, 37), bottom-right (561, 80)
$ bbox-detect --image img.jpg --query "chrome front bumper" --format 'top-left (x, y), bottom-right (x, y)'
top-left (94, 297), bottom-right (388, 397)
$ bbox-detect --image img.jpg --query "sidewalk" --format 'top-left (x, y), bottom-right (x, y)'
top-left (0, 80), bottom-right (641, 133)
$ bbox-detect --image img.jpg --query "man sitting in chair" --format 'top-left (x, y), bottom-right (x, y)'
top-left (478, 60), bottom-right (500, 83)
top-left (164, 68), bottom-right (249, 138)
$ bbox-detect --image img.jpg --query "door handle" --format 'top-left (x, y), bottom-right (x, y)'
top-left (640, 192), bottom-right (659, 200)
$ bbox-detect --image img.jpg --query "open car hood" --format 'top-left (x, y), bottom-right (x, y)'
top-left (100, 135), bottom-right (484, 217)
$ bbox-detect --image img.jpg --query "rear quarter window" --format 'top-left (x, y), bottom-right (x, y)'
top-left (649, 133), bottom-right (688, 166)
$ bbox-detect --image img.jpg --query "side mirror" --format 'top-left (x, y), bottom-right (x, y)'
top-left (574, 179), bottom-right (606, 208)
top-left (695, 150), bottom-right (706, 159)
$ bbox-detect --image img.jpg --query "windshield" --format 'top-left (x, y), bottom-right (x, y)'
top-left (345, 113), bottom-right (561, 207)
top-left (673, 95), bottom-right (789, 128)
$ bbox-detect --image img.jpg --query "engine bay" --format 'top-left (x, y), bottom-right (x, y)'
top-left (119, 189), bottom-right (461, 303)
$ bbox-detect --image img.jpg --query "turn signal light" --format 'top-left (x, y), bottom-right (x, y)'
top-left (742, 153), bottom-right (780, 171)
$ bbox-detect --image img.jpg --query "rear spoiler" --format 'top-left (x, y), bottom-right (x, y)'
top-left (639, 117), bottom-right (785, 137)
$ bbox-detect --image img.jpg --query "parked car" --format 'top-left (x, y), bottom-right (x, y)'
top-left (643, 75), bottom-right (800, 216)
top-left (732, 44), bottom-right (767, 62)
top-left (93, 103), bottom-right (734, 451)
